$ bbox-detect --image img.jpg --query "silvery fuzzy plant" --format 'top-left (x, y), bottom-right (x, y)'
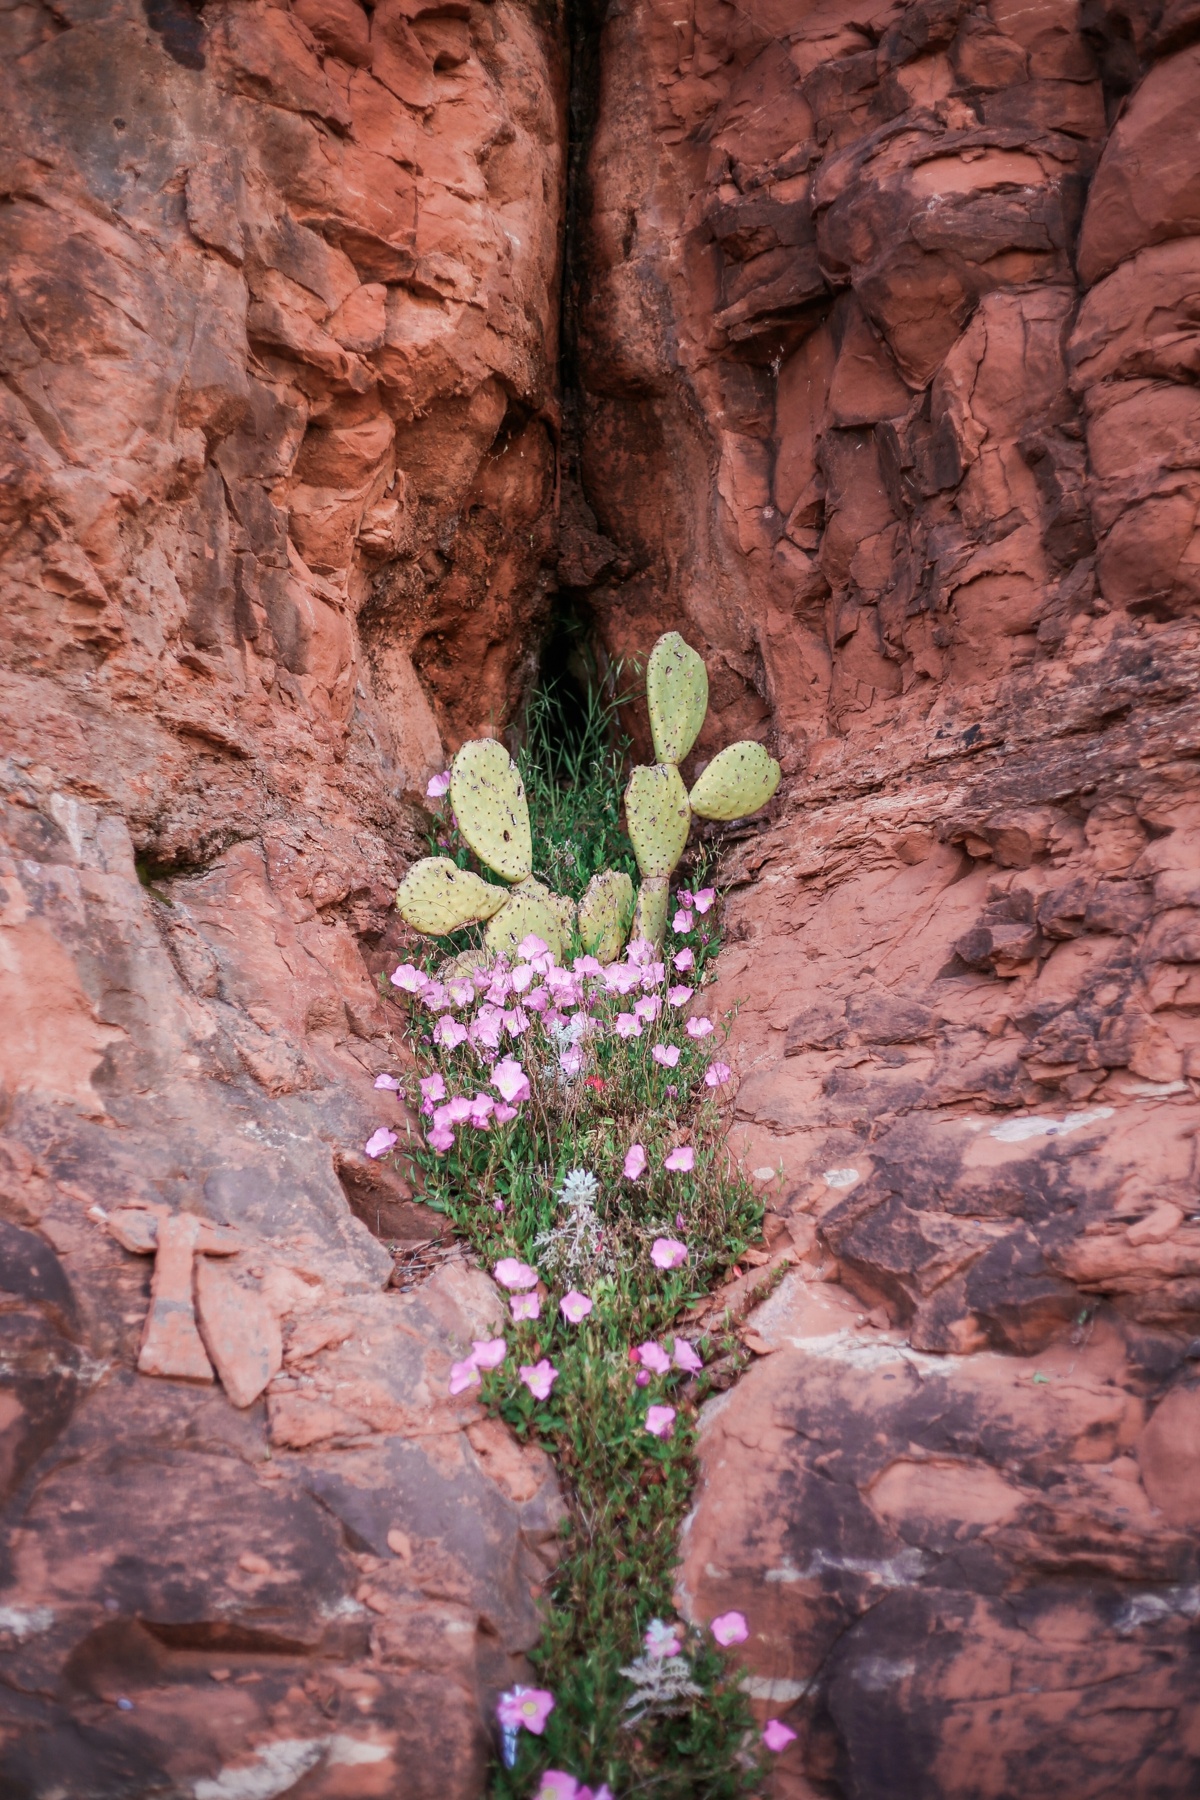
top-left (531, 1167), bottom-right (612, 1286)
top-left (395, 631), bottom-right (781, 956)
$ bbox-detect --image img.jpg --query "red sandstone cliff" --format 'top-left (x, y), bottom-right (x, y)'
top-left (3, 0), bottom-right (1200, 1793)
top-left (566, 0), bottom-right (1200, 1792)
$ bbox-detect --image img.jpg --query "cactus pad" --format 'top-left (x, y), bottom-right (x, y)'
top-left (625, 763), bottom-right (691, 877)
top-left (449, 738), bottom-right (533, 883)
top-left (484, 881), bottom-right (568, 963)
top-left (689, 741), bottom-right (781, 822)
top-left (630, 876), bottom-right (669, 948)
top-left (647, 632), bottom-right (709, 766)
top-left (577, 869), bottom-right (635, 964)
top-left (397, 858), bottom-right (509, 936)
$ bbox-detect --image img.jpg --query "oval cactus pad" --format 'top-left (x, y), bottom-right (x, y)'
top-left (396, 858), bottom-right (509, 935)
top-left (484, 885), bottom-right (566, 963)
top-left (647, 632), bottom-right (709, 765)
top-left (689, 741), bottom-right (781, 822)
top-left (625, 763), bottom-right (691, 877)
top-left (578, 869), bottom-right (635, 963)
top-left (450, 738), bottom-right (533, 882)
top-left (631, 876), bottom-right (669, 948)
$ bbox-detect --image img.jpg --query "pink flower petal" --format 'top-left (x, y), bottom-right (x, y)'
top-left (492, 1057), bottom-right (531, 1104)
top-left (449, 1357), bottom-right (480, 1395)
top-left (711, 1610), bottom-right (748, 1646)
top-left (652, 1043), bottom-right (680, 1067)
top-left (390, 963), bottom-right (428, 993)
top-left (672, 948), bottom-right (694, 972)
top-left (667, 985), bottom-right (692, 1007)
top-left (560, 1290), bottom-right (593, 1324)
top-left (373, 1073), bottom-right (401, 1090)
top-left (364, 1128), bottom-right (397, 1159)
top-left (645, 1404), bottom-right (676, 1438)
top-left (419, 1072), bottom-right (446, 1103)
top-left (471, 1338), bottom-right (507, 1370)
top-left (672, 909), bottom-right (694, 933)
top-left (623, 1143), bottom-right (647, 1180)
top-left (704, 1061), bottom-right (732, 1088)
top-left (693, 887), bottom-right (715, 913)
top-left (510, 1292), bottom-right (541, 1321)
top-left (650, 1237), bottom-right (688, 1269)
top-left (517, 933), bottom-right (549, 961)
top-left (494, 1258), bottom-right (539, 1291)
top-left (519, 1358), bottom-right (559, 1401)
top-left (426, 1124), bottom-right (455, 1153)
top-left (663, 1146), bottom-right (695, 1172)
top-left (425, 770), bottom-right (451, 798)
top-left (686, 1016), bottom-right (714, 1039)
top-left (496, 1685), bottom-right (555, 1734)
top-left (636, 1340), bottom-right (671, 1375)
top-left (763, 1719), bottom-right (797, 1752)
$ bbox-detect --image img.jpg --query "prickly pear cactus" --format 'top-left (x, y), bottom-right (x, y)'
top-left (577, 870), bottom-right (635, 964)
top-left (631, 876), bottom-right (669, 949)
top-left (689, 741), bottom-right (781, 822)
top-left (484, 881), bottom-right (568, 963)
top-left (646, 632), bottom-right (708, 766)
top-left (625, 763), bottom-right (691, 879)
top-left (450, 738), bottom-right (533, 883)
top-left (397, 858), bottom-right (510, 935)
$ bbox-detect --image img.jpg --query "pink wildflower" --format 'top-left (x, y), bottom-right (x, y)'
top-left (560, 1290), bottom-right (593, 1324)
top-left (627, 939), bottom-right (653, 966)
top-left (673, 947), bottom-right (694, 972)
top-left (468, 1093), bottom-right (495, 1128)
top-left (686, 1016), bottom-right (714, 1039)
top-left (470, 1007), bottom-right (504, 1051)
top-left (652, 1043), bottom-right (680, 1067)
top-left (615, 1012), bottom-right (642, 1039)
top-left (763, 1720), bottom-right (797, 1752)
top-left (494, 1258), bottom-right (538, 1291)
top-left (420, 980), bottom-right (448, 1012)
top-left (524, 986), bottom-right (550, 1013)
top-left (711, 1610), bottom-right (748, 1646)
top-left (651, 1237), bottom-right (688, 1270)
top-left (510, 1292), bottom-right (540, 1322)
top-left (693, 887), bottom-right (715, 913)
top-left (672, 1336), bottom-right (703, 1373)
top-left (446, 979), bottom-right (475, 1009)
top-left (426, 1124), bottom-right (455, 1153)
top-left (364, 1128), bottom-right (397, 1159)
top-left (496, 1685), bottom-right (555, 1735)
top-left (449, 1357), bottom-right (480, 1395)
top-left (471, 1338), bottom-right (507, 1370)
top-left (373, 1073), bottom-right (401, 1091)
top-left (535, 1776), bottom-right (576, 1800)
top-left (667, 985), bottom-right (692, 1007)
top-left (433, 1016), bottom-right (468, 1051)
top-left (440, 1096), bottom-right (473, 1125)
top-left (390, 963), bottom-right (428, 993)
top-left (426, 770), bottom-right (451, 798)
top-left (493, 1102), bottom-right (518, 1123)
top-left (634, 995), bottom-right (661, 1023)
top-left (573, 954), bottom-right (604, 977)
top-left (673, 908), bottom-right (694, 934)
top-left (636, 1340), bottom-right (671, 1375)
top-left (644, 1618), bottom-right (681, 1658)
top-left (517, 933), bottom-right (549, 961)
top-left (645, 1404), bottom-right (676, 1438)
top-left (510, 963), bottom-right (534, 994)
top-left (493, 1057), bottom-right (531, 1104)
top-left (664, 1145), bottom-right (695, 1172)
top-left (635, 1369), bottom-right (650, 1387)
top-left (623, 1143), bottom-right (647, 1180)
top-left (560, 1043), bottom-right (584, 1078)
top-left (705, 1061), bottom-right (732, 1087)
top-left (520, 1358), bottom-right (559, 1401)
top-left (502, 1006), bottom-right (529, 1037)
top-left (420, 1072), bottom-right (446, 1104)
top-left (604, 963), bottom-right (640, 995)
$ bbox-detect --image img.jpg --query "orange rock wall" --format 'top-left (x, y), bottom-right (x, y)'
top-left (567, 1), bottom-right (1200, 1791)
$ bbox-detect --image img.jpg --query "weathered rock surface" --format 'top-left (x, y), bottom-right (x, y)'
top-left (567, 0), bottom-right (1200, 1792)
top-left (0, 0), bottom-right (566, 1787)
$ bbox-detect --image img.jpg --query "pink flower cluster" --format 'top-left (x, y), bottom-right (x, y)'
top-left (387, 928), bottom-right (716, 1156)
top-left (448, 1336), bottom-right (507, 1396)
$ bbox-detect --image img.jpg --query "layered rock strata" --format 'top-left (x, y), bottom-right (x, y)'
top-left (568, 0), bottom-right (1200, 1792)
top-left (0, 0), bottom-right (565, 1787)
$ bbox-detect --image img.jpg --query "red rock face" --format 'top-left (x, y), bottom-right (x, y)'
top-left (0, 0), bottom-right (566, 1786)
top-left (568, 0), bottom-right (1200, 1790)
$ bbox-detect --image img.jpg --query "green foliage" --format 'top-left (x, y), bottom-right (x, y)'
top-left (386, 697), bottom-right (767, 1796)
top-left (516, 677), bottom-right (639, 902)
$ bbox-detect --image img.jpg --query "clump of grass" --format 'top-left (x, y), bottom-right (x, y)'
top-left (387, 683), bottom-right (765, 1797)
